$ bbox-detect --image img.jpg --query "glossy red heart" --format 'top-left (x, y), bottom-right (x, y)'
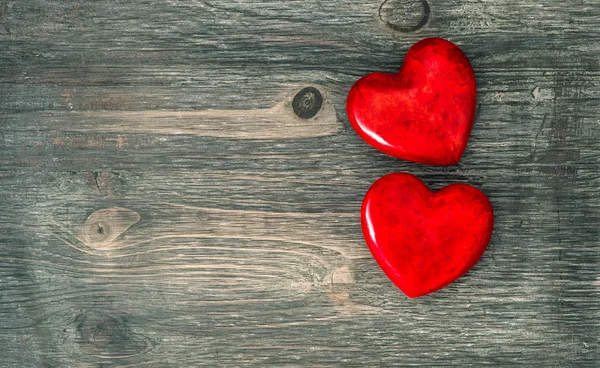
top-left (347, 38), bottom-right (476, 165)
top-left (362, 172), bottom-right (493, 298)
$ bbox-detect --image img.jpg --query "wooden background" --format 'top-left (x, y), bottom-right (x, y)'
top-left (1, 0), bottom-right (599, 366)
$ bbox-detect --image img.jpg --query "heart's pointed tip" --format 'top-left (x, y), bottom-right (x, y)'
top-left (400, 283), bottom-right (445, 298)
top-left (400, 288), bottom-right (428, 299)
top-left (404, 292), bottom-right (420, 299)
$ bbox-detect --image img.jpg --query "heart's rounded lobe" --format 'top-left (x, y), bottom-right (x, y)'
top-left (347, 38), bottom-right (476, 165)
top-left (361, 173), bottom-right (493, 298)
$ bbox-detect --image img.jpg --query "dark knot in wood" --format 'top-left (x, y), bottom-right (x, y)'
top-left (73, 312), bottom-right (152, 358)
top-left (379, 0), bottom-right (430, 33)
top-left (292, 87), bottom-right (323, 119)
top-left (79, 207), bottom-right (140, 249)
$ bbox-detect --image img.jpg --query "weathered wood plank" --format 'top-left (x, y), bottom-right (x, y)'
top-left (1, 0), bottom-right (599, 366)
top-left (1, 86), bottom-right (340, 139)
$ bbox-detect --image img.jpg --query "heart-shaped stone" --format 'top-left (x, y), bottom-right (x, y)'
top-left (347, 38), bottom-right (476, 165)
top-left (362, 172), bottom-right (493, 298)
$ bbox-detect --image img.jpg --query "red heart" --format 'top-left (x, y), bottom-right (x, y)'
top-left (362, 173), bottom-right (493, 298)
top-left (347, 38), bottom-right (476, 165)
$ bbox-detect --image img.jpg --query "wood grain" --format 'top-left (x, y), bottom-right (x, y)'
top-left (1, 0), bottom-right (599, 366)
top-left (7, 85), bottom-right (340, 139)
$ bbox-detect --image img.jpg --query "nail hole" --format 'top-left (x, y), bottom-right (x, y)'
top-left (292, 87), bottom-right (323, 119)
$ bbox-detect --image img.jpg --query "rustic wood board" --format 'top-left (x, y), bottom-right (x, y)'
top-left (1, 0), bottom-right (599, 366)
